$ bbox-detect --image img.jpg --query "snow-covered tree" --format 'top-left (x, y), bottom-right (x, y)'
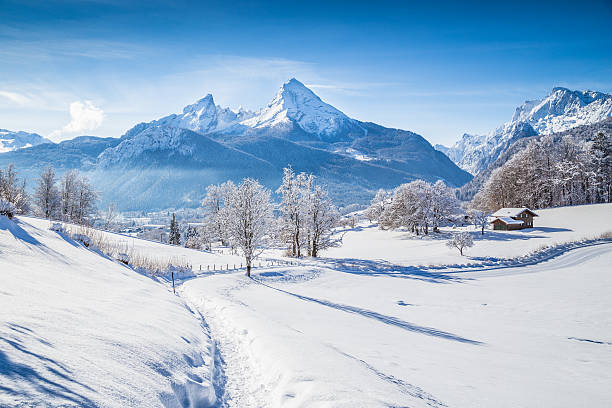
top-left (200, 181), bottom-right (234, 246)
top-left (472, 131), bottom-right (610, 211)
top-left (0, 198), bottom-right (16, 218)
top-left (277, 167), bottom-right (311, 257)
top-left (378, 179), bottom-right (460, 234)
top-left (224, 178), bottom-right (273, 276)
top-left (34, 166), bottom-right (60, 219)
top-left (0, 164), bottom-right (29, 215)
top-left (306, 185), bottom-right (339, 257)
top-left (169, 213), bottom-right (181, 245)
top-left (468, 209), bottom-right (490, 235)
top-left (364, 189), bottom-right (391, 222)
top-left (430, 180), bottom-right (461, 232)
top-left (446, 232), bottom-right (474, 256)
top-left (184, 225), bottom-right (201, 249)
top-left (72, 176), bottom-right (98, 225)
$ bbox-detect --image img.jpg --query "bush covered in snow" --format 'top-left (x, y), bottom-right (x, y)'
top-left (0, 198), bottom-right (16, 219)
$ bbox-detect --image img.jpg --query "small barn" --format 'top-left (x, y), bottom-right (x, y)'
top-left (490, 208), bottom-right (538, 230)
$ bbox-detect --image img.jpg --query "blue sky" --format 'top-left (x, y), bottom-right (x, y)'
top-left (0, 0), bottom-right (611, 145)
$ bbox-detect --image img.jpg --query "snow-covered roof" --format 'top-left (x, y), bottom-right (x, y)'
top-left (491, 217), bottom-right (524, 225)
top-left (492, 207), bottom-right (538, 217)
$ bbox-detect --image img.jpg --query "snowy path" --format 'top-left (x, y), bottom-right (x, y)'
top-left (180, 242), bottom-right (612, 407)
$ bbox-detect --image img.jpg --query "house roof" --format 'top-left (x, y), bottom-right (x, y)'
top-left (491, 217), bottom-right (524, 225)
top-left (492, 207), bottom-right (538, 217)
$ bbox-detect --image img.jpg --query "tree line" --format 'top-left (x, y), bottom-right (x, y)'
top-left (472, 131), bottom-right (611, 211)
top-left (0, 164), bottom-right (98, 224)
top-left (365, 180), bottom-right (461, 235)
top-left (173, 168), bottom-right (340, 275)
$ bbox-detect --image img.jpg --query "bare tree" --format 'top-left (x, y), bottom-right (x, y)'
top-left (34, 166), bottom-right (60, 219)
top-left (59, 170), bottom-right (97, 224)
top-left (224, 178), bottom-right (273, 276)
top-left (446, 232), bottom-right (474, 256)
top-left (102, 202), bottom-right (119, 230)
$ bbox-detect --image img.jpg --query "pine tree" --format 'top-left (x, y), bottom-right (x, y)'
top-left (169, 213), bottom-right (181, 245)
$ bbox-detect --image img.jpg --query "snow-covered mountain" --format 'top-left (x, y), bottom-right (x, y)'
top-left (239, 78), bottom-right (365, 141)
top-left (123, 94), bottom-right (255, 139)
top-left (0, 129), bottom-right (52, 153)
top-left (437, 87), bottom-right (612, 175)
top-left (2, 79), bottom-right (471, 210)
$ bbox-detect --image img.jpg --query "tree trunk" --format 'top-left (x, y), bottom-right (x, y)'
top-left (459, 247), bottom-right (463, 256)
top-left (246, 264), bottom-right (251, 277)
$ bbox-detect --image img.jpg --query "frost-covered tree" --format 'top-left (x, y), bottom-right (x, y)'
top-left (430, 180), bottom-right (461, 232)
top-left (72, 176), bottom-right (98, 225)
top-left (224, 178), bottom-right (273, 276)
top-left (306, 185), bottom-right (339, 257)
top-left (34, 166), bottom-right (60, 219)
top-left (472, 131), bottom-right (610, 211)
top-left (201, 181), bottom-right (234, 246)
top-left (364, 189), bottom-right (391, 222)
top-left (0, 164), bottom-right (29, 215)
top-left (468, 209), bottom-right (490, 235)
top-left (169, 213), bottom-right (181, 245)
top-left (60, 170), bottom-right (79, 222)
top-left (591, 131), bottom-right (611, 203)
top-left (184, 225), bottom-right (201, 249)
top-left (277, 167), bottom-right (311, 257)
top-left (446, 232), bottom-right (474, 256)
top-left (378, 179), bottom-right (460, 234)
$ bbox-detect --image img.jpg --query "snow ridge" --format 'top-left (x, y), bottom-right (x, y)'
top-left (0, 129), bottom-right (52, 153)
top-left (438, 87), bottom-right (612, 174)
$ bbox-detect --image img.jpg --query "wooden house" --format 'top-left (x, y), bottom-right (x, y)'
top-left (490, 208), bottom-right (538, 230)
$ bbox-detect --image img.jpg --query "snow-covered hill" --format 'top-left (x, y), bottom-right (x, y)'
top-left (0, 129), bottom-right (52, 153)
top-left (0, 215), bottom-right (221, 407)
top-left (437, 87), bottom-right (612, 174)
top-left (4, 204), bottom-right (612, 407)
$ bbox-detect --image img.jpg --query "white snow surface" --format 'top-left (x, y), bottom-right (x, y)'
top-left (0, 215), bottom-right (221, 407)
top-left (3, 203), bottom-right (612, 407)
top-left (438, 87), bottom-right (612, 174)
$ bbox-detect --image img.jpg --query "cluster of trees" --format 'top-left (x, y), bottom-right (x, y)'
top-left (0, 164), bottom-right (99, 225)
top-left (277, 167), bottom-right (339, 257)
top-left (34, 167), bottom-right (98, 225)
top-left (365, 180), bottom-right (461, 235)
top-left (473, 132), bottom-right (611, 211)
top-left (189, 168), bottom-right (339, 274)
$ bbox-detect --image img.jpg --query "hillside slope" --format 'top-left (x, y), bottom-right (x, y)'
top-left (0, 215), bottom-right (220, 407)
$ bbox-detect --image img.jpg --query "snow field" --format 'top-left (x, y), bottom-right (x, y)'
top-left (0, 216), bottom-right (220, 407)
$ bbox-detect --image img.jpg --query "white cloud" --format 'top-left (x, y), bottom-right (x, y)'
top-left (0, 90), bottom-right (31, 105)
top-left (49, 100), bottom-right (105, 141)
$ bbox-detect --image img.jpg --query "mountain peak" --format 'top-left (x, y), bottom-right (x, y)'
top-left (183, 93), bottom-right (215, 114)
top-left (239, 78), bottom-right (362, 139)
